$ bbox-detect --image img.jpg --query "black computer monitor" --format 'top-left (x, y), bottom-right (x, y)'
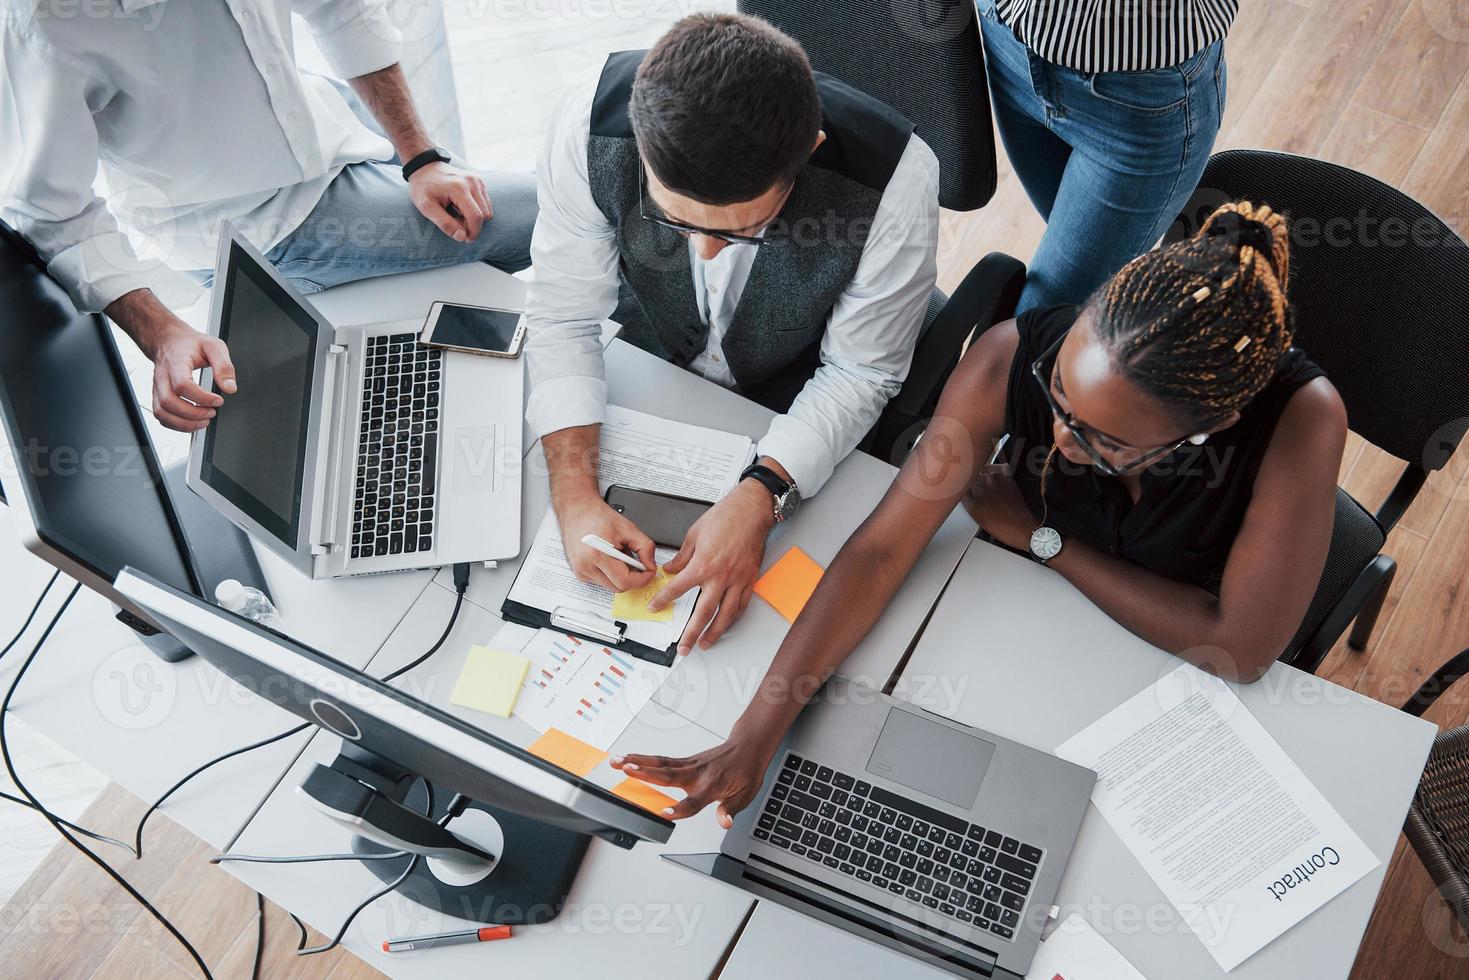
top-left (115, 567), bottom-right (672, 923)
top-left (0, 223), bottom-right (264, 661)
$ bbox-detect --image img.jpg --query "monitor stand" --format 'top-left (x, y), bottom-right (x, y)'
top-left (303, 744), bottom-right (591, 926)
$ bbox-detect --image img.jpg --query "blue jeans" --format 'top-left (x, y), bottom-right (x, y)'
top-left (976, 0), bottom-right (1227, 311)
top-left (260, 160), bottom-right (536, 294)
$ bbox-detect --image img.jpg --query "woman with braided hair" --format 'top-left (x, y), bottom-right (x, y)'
top-left (611, 201), bottom-right (1348, 829)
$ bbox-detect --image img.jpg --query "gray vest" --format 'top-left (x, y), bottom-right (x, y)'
top-left (586, 50), bottom-right (915, 412)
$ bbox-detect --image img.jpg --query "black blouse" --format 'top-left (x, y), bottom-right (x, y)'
top-left (1000, 305), bottom-right (1326, 588)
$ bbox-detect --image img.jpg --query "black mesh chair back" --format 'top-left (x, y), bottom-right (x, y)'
top-left (1168, 151), bottom-right (1469, 670)
top-left (737, 0), bottom-right (996, 211)
top-left (1167, 150), bottom-right (1469, 470)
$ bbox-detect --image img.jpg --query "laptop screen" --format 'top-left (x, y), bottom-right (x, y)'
top-left (198, 240), bottom-right (319, 547)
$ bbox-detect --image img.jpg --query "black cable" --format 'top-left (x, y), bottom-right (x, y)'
top-left (380, 586), bottom-right (465, 682)
top-left (135, 564), bottom-right (472, 856)
top-left (0, 570), bottom-right (137, 854)
top-left (133, 722), bottom-right (308, 858)
top-left (0, 789), bottom-right (136, 853)
top-left (0, 584), bottom-right (216, 980)
top-left (294, 782), bottom-right (435, 957)
top-left (250, 893), bottom-right (265, 980)
top-left (0, 570), bottom-right (58, 665)
top-left (290, 911), bottom-right (308, 949)
top-left (210, 849), bottom-right (407, 865)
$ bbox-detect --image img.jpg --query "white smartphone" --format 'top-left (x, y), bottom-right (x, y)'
top-left (419, 301), bottom-right (526, 358)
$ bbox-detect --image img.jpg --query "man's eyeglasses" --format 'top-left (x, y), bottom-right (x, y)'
top-left (1031, 328), bottom-right (1193, 478)
top-left (637, 162), bottom-right (779, 247)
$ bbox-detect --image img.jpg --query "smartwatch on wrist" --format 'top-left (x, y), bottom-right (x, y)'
top-left (740, 463), bottom-right (801, 524)
top-left (401, 146), bottom-right (452, 182)
top-left (1028, 526), bottom-right (1063, 565)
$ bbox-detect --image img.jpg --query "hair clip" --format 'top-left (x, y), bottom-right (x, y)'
top-left (1192, 285), bottom-right (1212, 303)
top-left (1233, 335), bottom-right (1252, 353)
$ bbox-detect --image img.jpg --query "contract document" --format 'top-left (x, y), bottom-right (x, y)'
top-left (1055, 665), bottom-right (1378, 971)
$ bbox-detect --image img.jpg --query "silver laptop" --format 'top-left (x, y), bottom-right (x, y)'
top-left (187, 224), bottom-right (522, 579)
top-left (666, 677), bottom-right (1095, 978)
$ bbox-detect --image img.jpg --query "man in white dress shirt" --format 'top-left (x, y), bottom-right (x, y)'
top-left (524, 15), bottom-right (939, 654)
top-left (0, 0), bottom-right (536, 431)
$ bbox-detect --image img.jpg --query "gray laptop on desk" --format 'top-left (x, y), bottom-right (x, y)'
top-left (188, 224), bottom-right (522, 579)
top-left (666, 677), bottom-right (1094, 978)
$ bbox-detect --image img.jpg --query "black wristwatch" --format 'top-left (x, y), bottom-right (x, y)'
top-left (740, 463), bottom-right (801, 524)
top-left (401, 146), bottom-right (452, 182)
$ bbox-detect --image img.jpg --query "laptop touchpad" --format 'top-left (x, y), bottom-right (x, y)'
top-left (866, 708), bottom-right (995, 810)
top-left (449, 424), bottom-right (501, 496)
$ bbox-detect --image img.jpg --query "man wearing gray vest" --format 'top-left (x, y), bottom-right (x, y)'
top-left (523, 14), bottom-right (940, 655)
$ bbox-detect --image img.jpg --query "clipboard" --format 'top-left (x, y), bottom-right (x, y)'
top-left (499, 599), bottom-right (680, 669)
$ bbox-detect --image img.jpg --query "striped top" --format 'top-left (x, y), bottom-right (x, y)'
top-left (993, 0), bottom-right (1238, 73)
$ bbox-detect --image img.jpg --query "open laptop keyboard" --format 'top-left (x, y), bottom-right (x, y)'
top-left (755, 752), bottom-right (1044, 943)
top-left (350, 334), bottom-right (441, 559)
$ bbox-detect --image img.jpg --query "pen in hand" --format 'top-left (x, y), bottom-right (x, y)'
top-left (581, 533), bottom-right (648, 572)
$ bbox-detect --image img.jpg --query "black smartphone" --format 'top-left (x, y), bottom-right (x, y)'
top-left (604, 485), bottom-right (713, 548)
top-left (420, 301), bottom-right (525, 357)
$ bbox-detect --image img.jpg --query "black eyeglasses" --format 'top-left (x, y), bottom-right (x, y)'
top-left (1031, 328), bottom-right (1193, 478)
top-left (637, 162), bottom-right (780, 247)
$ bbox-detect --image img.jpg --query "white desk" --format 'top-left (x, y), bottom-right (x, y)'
top-left (746, 539), bottom-right (1437, 980)
top-left (5, 263), bottom-right (527, 849)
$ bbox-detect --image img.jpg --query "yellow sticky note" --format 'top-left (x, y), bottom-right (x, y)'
top-left (753, 547), bottom-right (825, 623)
top-left (612, 566), bottom-right (676, 623)
top-left (612, 777), bottom-right (678, 814)
top-left (449, 645), bottom-right (530, 718)
top-left (527, 727), bottom-right (606, 777)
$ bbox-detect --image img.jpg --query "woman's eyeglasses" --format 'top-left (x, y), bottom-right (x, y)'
top-left (1030, 328), bottom-right (1193, 478)
top-left (637, 162), bottom-right (780, 247)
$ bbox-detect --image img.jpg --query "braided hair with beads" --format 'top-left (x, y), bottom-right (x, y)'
top-left (1089, 201), bottom-right (1294, 429)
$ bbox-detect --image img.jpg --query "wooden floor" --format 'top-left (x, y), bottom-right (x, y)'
top-left (5, 0), bottom-right (1469, 977)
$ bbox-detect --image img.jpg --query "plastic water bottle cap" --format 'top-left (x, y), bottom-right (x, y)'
top-left (215, 579), bottom-right (246, 611)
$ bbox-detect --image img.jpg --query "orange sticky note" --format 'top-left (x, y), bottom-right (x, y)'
top-left (611, 777), bottom-right (678, 814)
top-left (753, 547), bottom-right (825, 622)
top-left (527, 727), bottom-right (606, 777)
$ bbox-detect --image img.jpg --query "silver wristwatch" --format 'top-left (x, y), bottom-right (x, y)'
top-left (1028, 526), bottom-right (1063, 565)
top-left (740, 463), bottom-right (801, 523)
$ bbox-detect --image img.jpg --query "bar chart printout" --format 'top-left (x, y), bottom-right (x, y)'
top-left (507, 626), bottom-right (674, 750)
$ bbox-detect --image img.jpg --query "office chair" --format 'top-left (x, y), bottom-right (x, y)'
top-left (1400, 647), bottom-right (1469, 935)
top-left (1162, 150), bottom-right (1469, 671)
top-left (737, 0), bottom-right (1027, 464)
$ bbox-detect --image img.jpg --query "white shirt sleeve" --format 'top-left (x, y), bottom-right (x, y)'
top-left (757, 134), bottom-right (941, 496)
top-left (521, 78), bottom-right (623, 439)
top-left (292, 0), bottom-right (403, 79)
top-left (0, 27), bottom-right (201, 313)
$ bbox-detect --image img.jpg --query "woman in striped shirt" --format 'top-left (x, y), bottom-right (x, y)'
top-left (978, 0), bottom-right (1236, 311)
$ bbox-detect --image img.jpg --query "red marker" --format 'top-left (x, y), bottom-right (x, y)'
top-left (382, 925), bottom-right (512, 952)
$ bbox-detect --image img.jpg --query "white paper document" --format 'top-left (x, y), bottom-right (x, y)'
top-left (505, 405), bottom-right (752, 653)
top-left (1055, 665), bottom-right (1378, 972)
top-left (1026, 913), bottom-right (1146, 980)
top-left (506, 626), bottom-right (674, 750)
top-left (596, 405), bottom-right (753, 501)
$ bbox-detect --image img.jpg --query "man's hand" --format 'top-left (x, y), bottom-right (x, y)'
top-left (557, 493), bottom-right (657, 593)
top-left (106, 289), bottom-right (236, 432)
top-left (409, 162), bottom-right (492, 244)
top-left (650, 479), bottom-right (774, 655)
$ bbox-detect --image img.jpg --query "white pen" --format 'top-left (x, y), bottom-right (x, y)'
top-left (580, 533), bottom-right (648, 572)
